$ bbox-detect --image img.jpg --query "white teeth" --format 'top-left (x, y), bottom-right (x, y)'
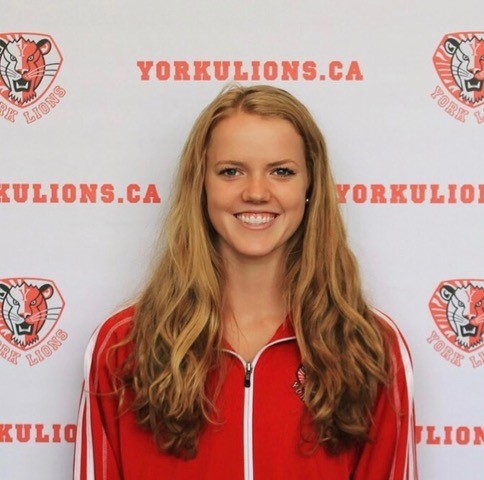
top-left (237, 214), bottom-right (275, 225)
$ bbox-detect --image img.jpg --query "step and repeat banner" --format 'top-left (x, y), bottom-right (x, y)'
top-left (1, 1), bottom-right (482, 479)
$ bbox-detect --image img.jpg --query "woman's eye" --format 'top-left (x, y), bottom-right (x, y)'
top-left (273, 167), bottom-right (295, 177)
top-left (219, 168), bottom-right (239, 176)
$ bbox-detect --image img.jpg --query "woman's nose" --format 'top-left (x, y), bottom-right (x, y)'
top-left (241, 175), bottom-right (271, 203)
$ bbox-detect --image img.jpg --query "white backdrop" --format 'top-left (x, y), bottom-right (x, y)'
top-left (1, 1), bottom-right (483, 479)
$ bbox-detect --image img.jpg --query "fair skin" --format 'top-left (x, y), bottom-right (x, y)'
top-left (204, 111), bottom-right (308, 361)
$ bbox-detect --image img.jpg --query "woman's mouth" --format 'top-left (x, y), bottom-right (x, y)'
top-left (235, 213), bottom-right (277, 225)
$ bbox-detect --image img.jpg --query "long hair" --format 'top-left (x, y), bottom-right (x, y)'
top-left (116, 84), bottom-right (389, 457)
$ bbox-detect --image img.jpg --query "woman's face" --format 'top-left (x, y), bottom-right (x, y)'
top-left (204, 111), bottom-right (308, 264)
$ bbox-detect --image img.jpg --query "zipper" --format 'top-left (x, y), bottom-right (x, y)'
top-left (244, 362), bottom-right (253, 388)
top-left (223, 336), bottom-right (296, 480)
top-left (243, 369), bottom-right (253, 480)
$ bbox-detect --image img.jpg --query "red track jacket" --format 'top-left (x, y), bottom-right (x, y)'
top-left (74, 307), bottom-right (417, 479)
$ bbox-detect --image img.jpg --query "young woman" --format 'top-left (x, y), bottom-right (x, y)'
top-left (74, 85), bottom-right (417, 479)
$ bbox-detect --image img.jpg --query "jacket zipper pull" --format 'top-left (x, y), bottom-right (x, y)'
top-left (244, 362), bottom-right (253, 388)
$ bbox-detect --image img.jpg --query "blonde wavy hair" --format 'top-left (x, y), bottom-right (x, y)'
top-left (116, 84), bottom-right (390, 458)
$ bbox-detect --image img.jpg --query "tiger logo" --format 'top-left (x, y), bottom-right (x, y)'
top-left (433, 32), bottom-right (484, 109)
top-left (445, 36), bottom-right (484, 105)
top-left (0, 33), bottom-right (62, 107)
top-left (439, 283), bottom-right (484, 350)
top-left (0, 281), bottom-right (60, 349)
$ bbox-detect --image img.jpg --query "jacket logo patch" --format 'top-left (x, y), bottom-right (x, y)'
top-left (292, 364), bottom-right (306, 399)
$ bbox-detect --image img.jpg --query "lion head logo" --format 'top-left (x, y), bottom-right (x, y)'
top-left (429, 279), bottom-right (484, 352)
top-left (0, 278), bottom-right (65, 350)
top-left (0, 33), bottom-right (63, 108)
top-left (433, 32), bottom-right (484, 108)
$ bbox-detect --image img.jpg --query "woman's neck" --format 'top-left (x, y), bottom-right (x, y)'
top-left (222, 253), bottom-right (287, 361)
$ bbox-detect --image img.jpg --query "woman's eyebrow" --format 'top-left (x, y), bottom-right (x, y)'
top-left (213, 159), bottom-right (297, 167)
top-left (213, 160), bottom-right (245, 167)
top-left (266, 159), bottom-right (297, 167)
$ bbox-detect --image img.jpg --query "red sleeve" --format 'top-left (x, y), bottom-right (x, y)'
top-left (352, 311), bottom-right (418, 480)
top-left (73, 310), bottom-right (133, 480)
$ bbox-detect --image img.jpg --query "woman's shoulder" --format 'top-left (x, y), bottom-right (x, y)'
top-left (371, 308), bottom-right (414, 397)
top-left (371, 308), bottom-right (413, 362)
top-left (83, 305), bottom-right (136, 381)
top-left (92, 305), bottom-right (136, 349)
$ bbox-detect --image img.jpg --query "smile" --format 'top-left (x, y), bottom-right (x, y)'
top-left (235, 213), bottom-right (277, 225)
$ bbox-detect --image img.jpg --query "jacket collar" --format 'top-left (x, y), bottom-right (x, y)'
top-left (222, 315), bottom-right (296, 352)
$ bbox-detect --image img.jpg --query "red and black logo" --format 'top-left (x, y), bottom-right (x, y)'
top-left (0, 277), bottom-right (66, 366)
top-left (0, 32), bottom-right (65, 124)
top-left (429, 279), bottom-right (484, 352)
top-left (431, 31), bottom-right (484, 124)
top-left (292, 364), bottom-right (306, 399)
